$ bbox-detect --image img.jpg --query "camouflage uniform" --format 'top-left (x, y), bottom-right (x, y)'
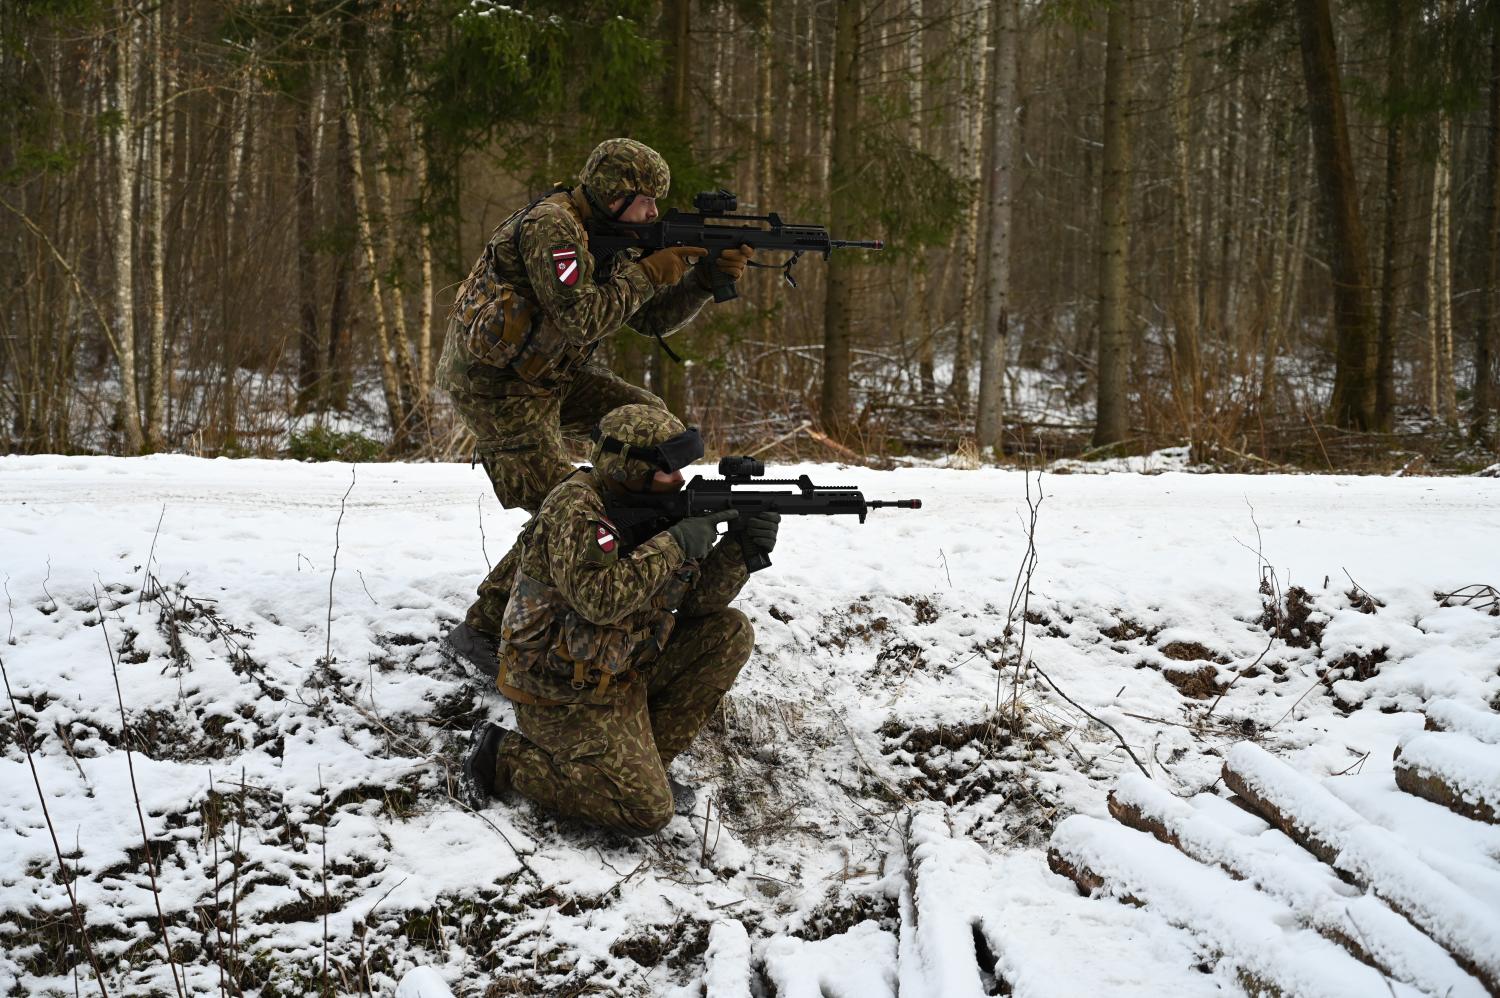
top-left (439, 138), bottom-right (715, 634)
top-left (491, 407), bottom-right (753, 836)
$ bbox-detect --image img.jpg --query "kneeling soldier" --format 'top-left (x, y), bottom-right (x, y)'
top-left (461, 404), bottom-right (778, 835)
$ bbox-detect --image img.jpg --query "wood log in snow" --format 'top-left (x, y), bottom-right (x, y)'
top-left (1423, 699), bottom-right (1500, 744)
top-left (1107, 774), bottom-right (1486, 998)
top-left (1048, 815), bottom-right (1407, 998)
top-left (1395, 732), bottom-right (1500, 824)
top-left (1222, 741), bottom-right (1500, 994)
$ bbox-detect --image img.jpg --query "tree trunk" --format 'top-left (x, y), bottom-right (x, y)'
top-left (952, 0), bottom-right (990, 411)
top-left (820, 0), bottom-right (859, 440)
top-left (1170, 0), bottom-right (1202, 431)
top-left (328, 111), bottom-right (355, 411)
top-left (653, 0), bottom-right (692, 414)
top-left (1093, 0), bottom-right (1132, 448)
top-left (1375, 0), bottom-right (1408, 431)
top-left (1428, 111), bottom-right (1455, 426)
top-left (294, 91), bottom-right (321, 413)
top-left (113, 5), bottom-right (144, 454)
top-left (1476, 14), bottom-right (1500, 445)
top-left (342, 60), bottom-right (409, 443)
top-left (906, 0), bottom-right (936, 402)
top-left (145, 0), bottom-right (167, 451)
top-left (415, 122), bottom-right (436, 411)
top-left (976, 0), bottom-right (1018, 456)
top-left (1293, 0), bottom-right (1378, 430)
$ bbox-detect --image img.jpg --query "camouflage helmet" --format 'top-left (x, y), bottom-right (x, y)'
top-left (591, 404), bottom-right (694, 484)
top-left (579, 138), bottom-right (671, 213)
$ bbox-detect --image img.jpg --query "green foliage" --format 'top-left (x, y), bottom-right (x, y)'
top-left (288, 426), bottom-right (383, 463)
top-left (851, 129), bottom-right (966, 255)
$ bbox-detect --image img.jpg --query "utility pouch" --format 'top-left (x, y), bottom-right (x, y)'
top-left (500, 571), bottom-right (559, 651)
top-left (465, 284), bottom-right (538, 370)
top-left (555, 611), bottom-right (636, 683)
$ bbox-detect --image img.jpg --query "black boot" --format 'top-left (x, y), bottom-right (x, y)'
top-left (444, 622), bottom-right (500, 679)
top-left (460, 719), bottom-right (513, 809)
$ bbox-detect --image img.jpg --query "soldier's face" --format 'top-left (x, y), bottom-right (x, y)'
top-left (611, 195), bottom-right (658, 223)
top-left (648, 469), bottom-right (684, 493)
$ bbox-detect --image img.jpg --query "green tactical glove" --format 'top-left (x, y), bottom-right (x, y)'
top-left (666, 509), bottom-right (738, 561)
top-left (742, 510), bottom-right (780, 554)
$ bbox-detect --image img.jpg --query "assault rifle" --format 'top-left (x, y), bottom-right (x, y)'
top-left (587, 189), bottom-right (884, 303)
top-left (606, 457), bottom-right (922, 573)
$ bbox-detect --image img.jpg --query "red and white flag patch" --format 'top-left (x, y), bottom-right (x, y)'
top-left (552, 246), bottom-right (579, 286)
top-left (595, 524), bottom-right (616, 553)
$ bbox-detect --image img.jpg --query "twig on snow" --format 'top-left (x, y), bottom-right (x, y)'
top-left (138, 504), bottom-right (165, 614)
top-left (1030, 661), bottom-right (1151, 780)
top-left (4, 574), bottom-right (15, 645)
top-left (324, 465), bottom-right (357, 671)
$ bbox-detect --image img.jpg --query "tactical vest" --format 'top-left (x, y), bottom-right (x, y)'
top-left (438, 190), bottom-right (599, 397)
top-left (498, 554), bottom-right (700, 705)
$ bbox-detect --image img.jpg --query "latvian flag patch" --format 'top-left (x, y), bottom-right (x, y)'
top-left (595, 524), bottom-right (616, 553)
top-left (552, 246), bottom-right (580, 286)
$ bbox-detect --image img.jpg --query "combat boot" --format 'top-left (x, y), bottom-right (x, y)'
top-left (460, 719), bottom-right (514, 809)
top-left (444, 622), bottom-right (499, 679)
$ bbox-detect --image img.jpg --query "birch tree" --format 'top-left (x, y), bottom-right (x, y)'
top-left (976, 0), bottom-right (1019, 456)
top-left (113, 4), bottom-right (144, 454)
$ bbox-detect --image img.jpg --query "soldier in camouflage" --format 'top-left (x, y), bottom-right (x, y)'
top-left (460, 404), bottom-right (779, 835)
top-left (441, 138), bottom-right (754, 672)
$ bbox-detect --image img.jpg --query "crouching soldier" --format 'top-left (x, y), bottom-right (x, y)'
top-left (461, 404), bottom-right (779, 835)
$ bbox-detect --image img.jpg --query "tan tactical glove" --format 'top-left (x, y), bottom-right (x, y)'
top-left (638, 245), bottom-right (707, 287)
top-left (696, 244), bottom-right (755, 289)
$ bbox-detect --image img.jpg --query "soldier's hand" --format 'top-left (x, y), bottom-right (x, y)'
top-left (639, 245), bottom-right (707, 287)
top-left (697, 244), bottom-right (755, 289)
top-left (742, 510), bottom-right (780, 554)
top-left (666, 509), bottom-right (738, 561)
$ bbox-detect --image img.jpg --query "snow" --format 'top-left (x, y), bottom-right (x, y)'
top-left (1, 454), bottom-right (1498, 994)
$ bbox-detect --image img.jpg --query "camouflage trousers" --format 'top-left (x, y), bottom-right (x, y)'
top-left (496, 608), bottom-right (753, 836)
top-left (449, 362), bottom-right (664, 634)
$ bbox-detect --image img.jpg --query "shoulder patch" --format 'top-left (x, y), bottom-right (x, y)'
top-left (551, 244), bottom-right (580, 286)
top-left (583, 518), bottom-right (620, 565)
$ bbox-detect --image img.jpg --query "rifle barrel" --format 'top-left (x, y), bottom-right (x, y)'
top-left (867, 499), bottom-right (922, 509)
top-left (830, 239), bottom-right (884, 250)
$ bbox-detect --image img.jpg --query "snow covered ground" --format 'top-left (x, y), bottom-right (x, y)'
top-left (0, 454), bottom-right (1496, 996)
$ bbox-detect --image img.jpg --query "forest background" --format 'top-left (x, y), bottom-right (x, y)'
top-left (3, 0), bottom-right (1498, 473)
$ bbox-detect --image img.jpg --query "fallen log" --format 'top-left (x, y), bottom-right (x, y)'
top-left (1048, 815), bottom-right (1411, 998)
top-left (1394, 732), bottom-right (1500, 824)
top-left (1423, 699), bottom-right (1500, 743)
top-left (1107, 774), bottom-right (1485, 998)
top-left (1222, 742), bottom-right (1500, 994)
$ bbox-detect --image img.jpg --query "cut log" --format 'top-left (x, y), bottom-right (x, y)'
top-left (1048, 815), bottom-right (1410, 998)
top-left (1424, 699), bottom-right (1500, 743)
top-left (1395, 732), bottom-right (1500, 824)
top-left (1108, 774), bottom-right (1485, 997)
top-left (1223, 741), bottom-right (1500, 994)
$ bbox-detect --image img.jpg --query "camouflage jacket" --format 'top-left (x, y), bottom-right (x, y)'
top-left (498, 470), bottom-right (749, 705)
top-left (439, 188), bottom-right (713, 398)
